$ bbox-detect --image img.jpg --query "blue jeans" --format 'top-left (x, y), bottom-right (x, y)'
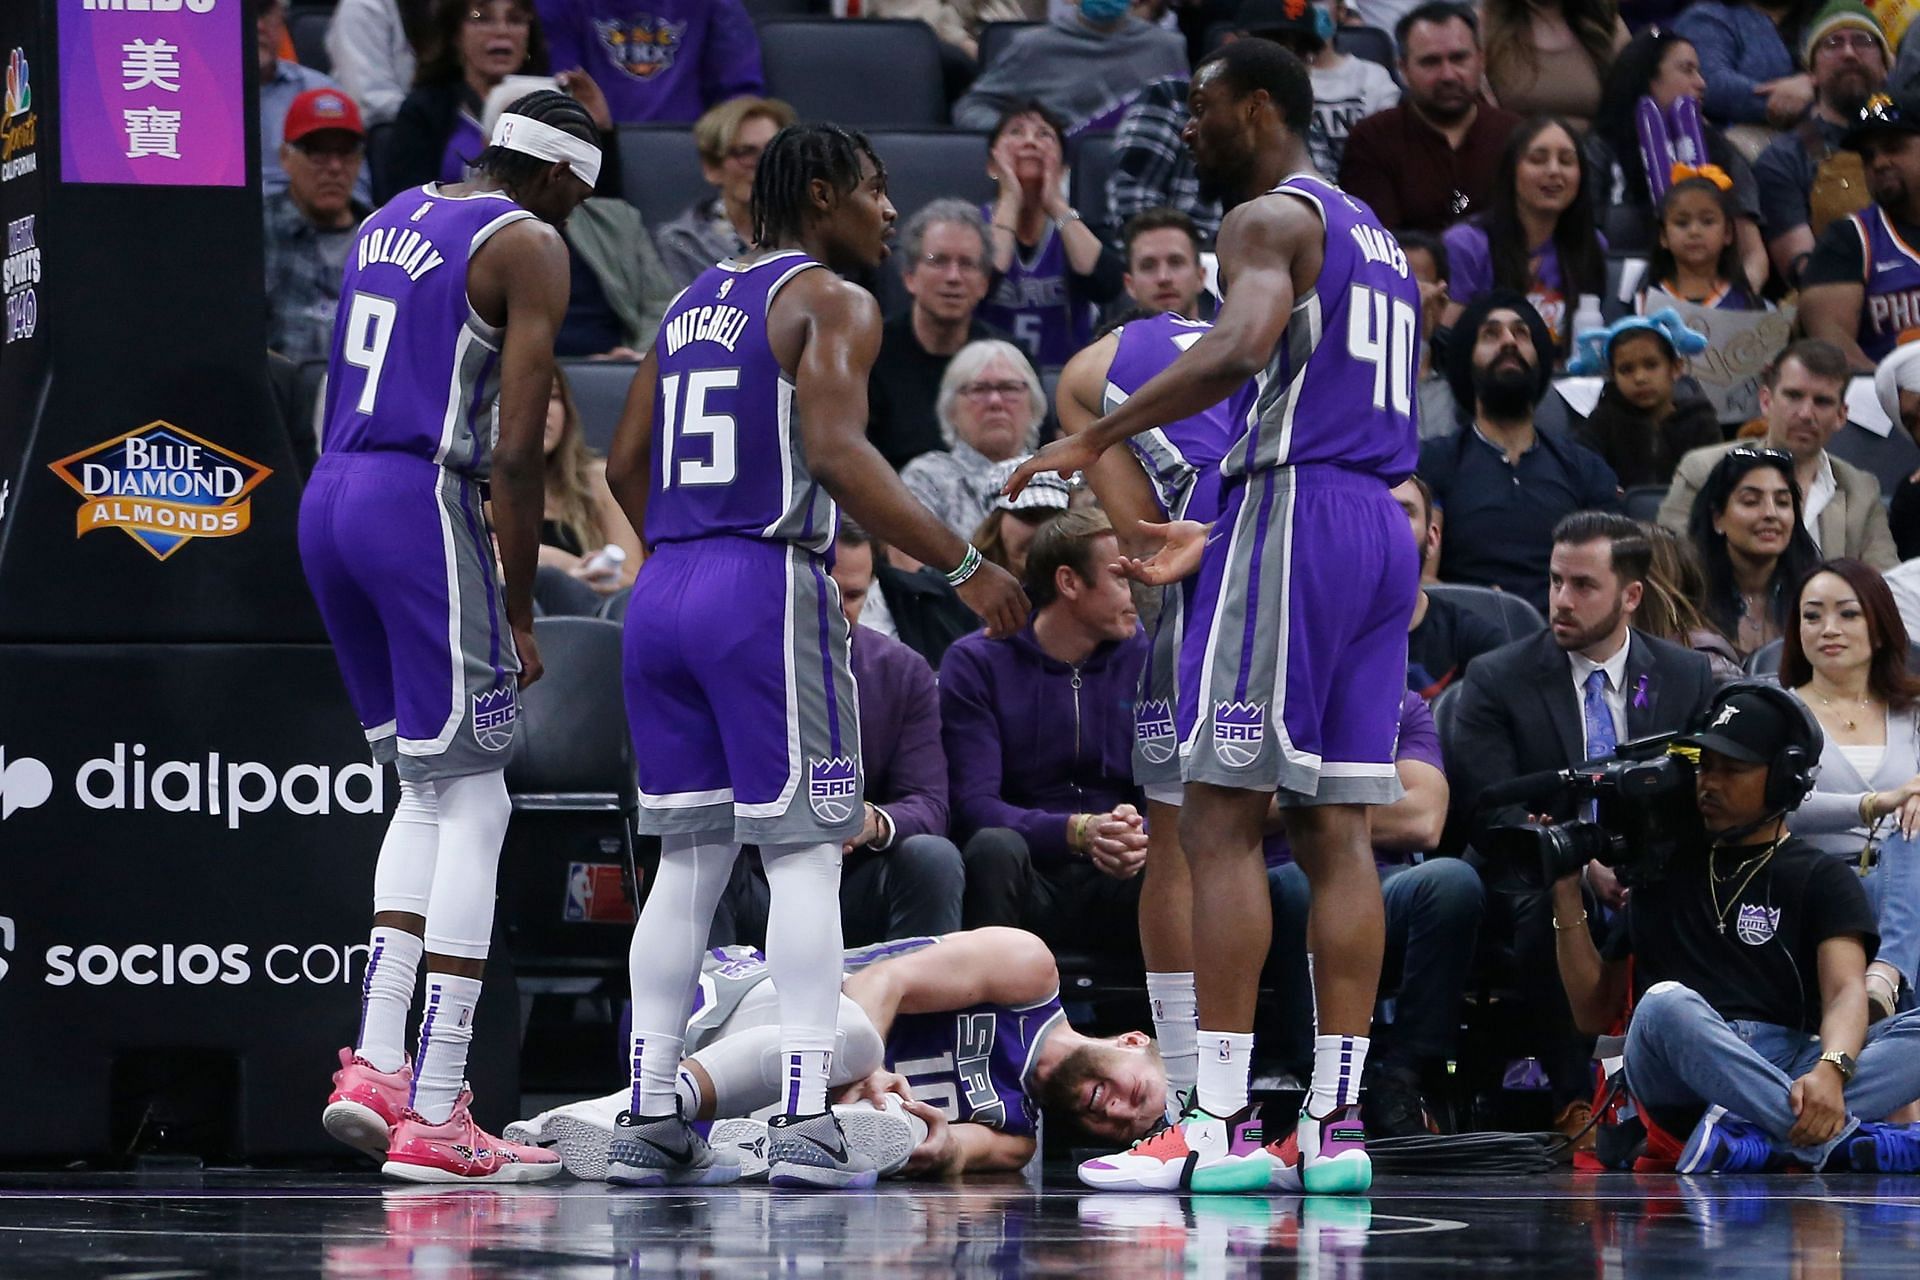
top-left (1624, 982), bottom-right (1920, 1166)
top-left (1864, 829), bottom-right (1920, 994)
top-left (1262, 857), bottom-right (1484, 1074)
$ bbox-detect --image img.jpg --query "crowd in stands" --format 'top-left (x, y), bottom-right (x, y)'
top-left (268, 0), bottom-right (1920, 1143)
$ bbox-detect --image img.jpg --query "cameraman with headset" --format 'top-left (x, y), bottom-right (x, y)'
top-left (1551, 683), bottom-right (1920, 1174)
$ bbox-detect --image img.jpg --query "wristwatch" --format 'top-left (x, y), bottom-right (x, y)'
top-left (1818, 1050), bottom-right (1857, 1083)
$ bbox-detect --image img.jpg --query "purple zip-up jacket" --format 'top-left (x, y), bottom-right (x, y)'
top-left (535, 0), bottom-right (765, 124)
top-left (852, 626), bottom-right (948, 844)
top-left (938, 622), bottom-right (1147, 863)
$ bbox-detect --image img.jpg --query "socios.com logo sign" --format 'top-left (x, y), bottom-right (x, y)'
top-left (42, 940), bottom-right (373, 988)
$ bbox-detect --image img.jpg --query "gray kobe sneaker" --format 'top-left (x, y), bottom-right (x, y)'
top-left (766, 1111), bottom-right (879, 1190)
top-left (606, 1110), bottom-right (742, 1187)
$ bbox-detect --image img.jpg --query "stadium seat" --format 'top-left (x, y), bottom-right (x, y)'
top-left (1424, 583), bottom-right (1546, 642)
top-left (288, 6), bottom-right (332, 73)
top-left (535, 565), bottom-right (604, 618)
top-left (745, 0), bottom-right (825, 16)
top-left (615, 125), bottom-right (711, 234)
top-left (1829, 418), bottom-right (1920, 498)
top-left (502, 616), bottom-right (641, 975)
top-left (1602, 201), bottom-right (1655, 257)
top-left (979, 20), bottom-right (1042, 69)
top-left (558, 358), bottom-right (639, 456)
top-left (364, 123), bottom-right (394, 204)
top-left (866, 128), bottom-right (993, 226)
top-left (1333, 26), bottom-right (1398, 78)
top-left (759, 18), bottom-right (947, 127)
top-left (1623, 484), bottom-right (1668, 522)
top-left (598, 586), bottom-right (634, 624)
top-left (1069, 131), bottom-right (1119, 242)
top-left (1430, 682), bottom-right (1462, 752)
top-left (1745, 638), bottom-right (1783, 679)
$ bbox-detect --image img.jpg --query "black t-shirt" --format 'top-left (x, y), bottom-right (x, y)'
top-left (867, 312), bottom-right (1009, 472)
top-left (1606, 835), bottom-right (1878, 1031)
top-left (1407, 592), bottom-right (1507, 699)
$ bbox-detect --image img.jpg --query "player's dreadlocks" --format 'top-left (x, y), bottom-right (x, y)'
top-left (476, 89), bottom-right (599, 192)
top-left (750, 123), bottom-right (885, 248)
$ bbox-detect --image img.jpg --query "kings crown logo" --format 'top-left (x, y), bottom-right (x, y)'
top-left (472, 686), bottom-right (518, 753)
top-left (1212, 701), bottom-right (1266, 769)
top-left (49, 422), bottom-right (271, 560)
top-left (807, 756), bottom-right (858, 825)
top-left (1735, 903), bottom-right (1781, 947)
top-left (1135, 699), bottom-right (1176, 765)
top-left (594, 16), bottom-right (686, 80)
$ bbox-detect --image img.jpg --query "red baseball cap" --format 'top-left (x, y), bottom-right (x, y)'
top-left (284, 87), bottom-right (365, 144)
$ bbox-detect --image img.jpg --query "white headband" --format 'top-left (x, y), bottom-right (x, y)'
top-left (1876, 340), bottom-right (1920, 426)
top-left (490, 112), bottom-right (601, 190)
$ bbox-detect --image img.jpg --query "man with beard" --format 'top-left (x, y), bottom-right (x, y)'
top-left (506, 927), bottom-right (1168, 1180)
top-left (1754, 3), bottom-right (1891, 287)
top-left (1005, 38), bottom-right (1421, 1195)
top-left (1416, 292), bottom-right (1622, 615)
top-left (1447, 512), bottom-right (1717, 1146)
top-left (1803, 89), bottom-right (1920, 371)
top-left (1338, 3), bottom-right (1521, 234)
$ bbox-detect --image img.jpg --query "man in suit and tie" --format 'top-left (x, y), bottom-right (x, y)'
top-left (1448, 511), bottom-right (1718, 1143)
top-left (1657, 340), bottom-right (1897, 571)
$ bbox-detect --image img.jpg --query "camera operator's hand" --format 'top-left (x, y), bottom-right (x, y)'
top-left (1788, 1064), bottom-right (1849, 1147)
top-left (1586, 860), bottom-right (1629, 911)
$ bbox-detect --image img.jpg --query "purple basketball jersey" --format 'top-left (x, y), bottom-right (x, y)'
top-left (976, 204), bottom-right (1091, 369)
top-left (1105, 312), bottom-right (1242, 523)
top-left (1225, 175), bottom-right (1420, 484)
top-left (321, 186), bottom-right (535, 478)
top-left (645, 251), bottom-right (839, 555)
top-left (886, 996), bottom-right (1064, 1139)
top-left (1845, 207), bottom-right (1920, 362)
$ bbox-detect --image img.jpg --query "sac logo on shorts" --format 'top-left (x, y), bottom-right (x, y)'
top-left (1735, 904), bottom-right (1781, 946)
top-left (1135, 699), bottom-right (1176, 765)
top-left (807, 755), bottom-right (858, 825)
top-left (593, 16), bottom-right (686, 80)
top-left (471, 685), bottom-right (517, 752)
top-left (48, 421), bottom-right (271, 560)
top-left (1212, 700), bottom-right (1266, 769)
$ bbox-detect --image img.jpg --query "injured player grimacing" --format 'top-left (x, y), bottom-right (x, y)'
top-left (508, 928), bottom-right (1168, 1180)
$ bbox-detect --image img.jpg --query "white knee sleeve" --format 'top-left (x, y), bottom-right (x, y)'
top-left (421, 770), bottom-right (511, 960)
top-left (371, 779), bottom-right (438, 916)
top-left (691, 994), bottom-right (883, 1117)
top-left (628, 832), bottom-right (740, 1111)
top-left (761, 841), bottom-right (845, 1055)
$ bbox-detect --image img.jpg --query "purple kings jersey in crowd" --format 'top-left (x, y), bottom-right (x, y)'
top-left (1105, 311), bottom-right (1242, 523)
top-left (1225, 174), bottom-right (1420, 484)
top-left (645, 250), bottom-right (838, 555)
top-left (976, 204), bottom-right (1091, 369)
top-left (1843, 206), bottom-right (1920, 362)
top-left (323, 186), bottom-right (537, 477)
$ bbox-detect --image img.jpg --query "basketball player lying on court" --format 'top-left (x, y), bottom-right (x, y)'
top-left (506, 928), bottom-right (1168, 1180)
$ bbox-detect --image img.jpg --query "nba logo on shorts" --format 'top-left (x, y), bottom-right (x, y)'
top-left (1212, 701), bottom-right (1266, 769)
top-left (807, 756), bottom-right (858, 824)
top-left (1735, 904), bottom-right (1781, 946)
top-left (1135, 699), bottom-right (1176, 765)
top-left (471, 685), bottom-right (517, 752)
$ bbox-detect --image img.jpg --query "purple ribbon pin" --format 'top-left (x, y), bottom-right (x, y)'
top-left (1633, 675), bottom-right (1650, 710)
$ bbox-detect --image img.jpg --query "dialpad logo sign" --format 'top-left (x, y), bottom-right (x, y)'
top-left (0, 747), bottom-right (52, 820)
top-left (807, 756), bottom-right (858, 825)
top-left (49, 421), bottom-right (271, 560)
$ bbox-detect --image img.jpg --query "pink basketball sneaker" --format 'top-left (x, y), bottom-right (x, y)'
top-left (323, 1048), bottom-right (413, 1158)
top-left (383, 1090), bottom-right (564, 1184)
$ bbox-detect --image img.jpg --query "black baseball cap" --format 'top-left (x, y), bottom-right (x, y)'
top-left (1843, 91), bottom-right (1920, 151)
top-left (1235, 0), bottom-right (1322, 38)
top-left (1679, 689), bottom-right (1801, 765)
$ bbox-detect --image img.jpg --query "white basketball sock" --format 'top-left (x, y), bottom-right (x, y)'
top-left (1196, 1029), bottom-right (1254, 1117)
top-left (761, 841), bottom-right (845, 1116)
top-left (356, 927), bottom-right (423, 1074)
top-left (411, 972), bottom-right (482, 1124)
top-left (1307, 1034), bottom-right (1369, 1117)
top-left (628, 832), bottom-right (739, 1115)
top-left (1146, 971), bottom-right (1199, 1114)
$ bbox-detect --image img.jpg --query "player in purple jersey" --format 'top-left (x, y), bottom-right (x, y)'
top-left (1010, 41), bottom-right (1420, 1195)
top-left (301, 90), bottom-right (598, 1183)
top-left (601, 124), bottom-right (1029, 1191)
top-left (1055, 308), bottom-right (1243, 1128)
top-left (506, 929), bottom-right (1168, 1180)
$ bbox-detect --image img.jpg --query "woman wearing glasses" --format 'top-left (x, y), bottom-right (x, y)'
top-left (655, 96), bottom-right (797, 288)
top-left (899, 339), bottom-right (1048, 543)
top-left (1688, 446), bottom-right (1821, 657)
top-left (1784, 557), bottom-right (1920, 1023)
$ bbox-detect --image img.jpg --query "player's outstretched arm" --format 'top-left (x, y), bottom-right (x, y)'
top-left (1055, 333), bottom-right (1166, 561)
top-left (840, 927), bottom-right (1059, 1043)
top-left (604, 350), bottom-right (661, 544)
top-left (786, 274), bottom-right (1029, 637)
top-left (484, 219), bottom-right (572, 687)
top-left (1002, 198), bottom-right (1309, 500)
